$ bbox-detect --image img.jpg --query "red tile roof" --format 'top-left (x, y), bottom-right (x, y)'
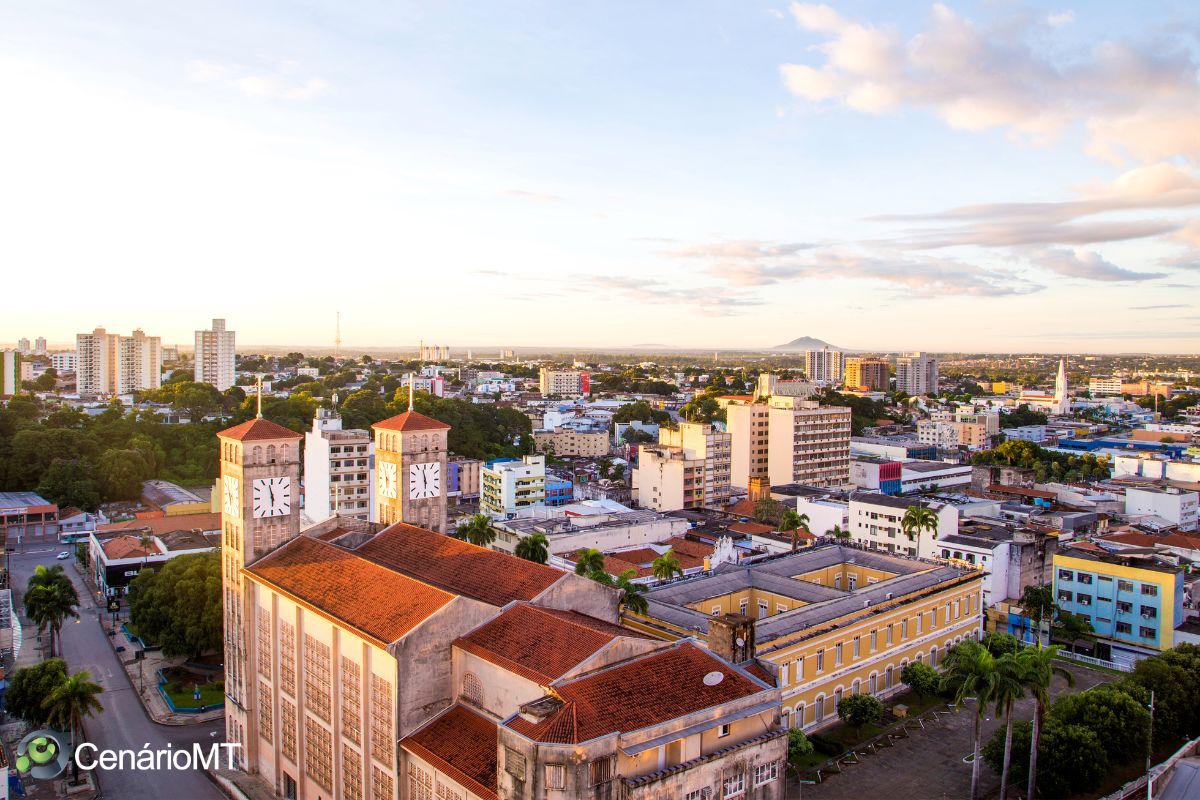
top-left (455, 604), bottom-right (650, 684)
top-left (98, 512), bottom-right (222, 536)
top-left (729, 521), bottom-right (776, 536)
top-left (372, 411), bottom-right (451, 432)
top-left (744, 662), bottom-right (776, 687)
top-left (1099, 531), bottom-right (1161, 547)
top-left (663, 537), bottom-right (713, 559)
top-left (355, 523), bottom-right (564, 607)
top-left (402, 706), bottom-right (498, 800)
top-left (217, 418), bottom-right (301, 441)
top-left (726, 499), bottom-right (758, 518)
top-left (246, 535), bottom-right (454, 645)
top-left (505, 642), bottom-right (765, 744)
top-left (101, 535), bottom-right (158, 560)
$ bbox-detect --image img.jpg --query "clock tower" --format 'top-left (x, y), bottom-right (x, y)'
top-left (216, 415), bottom-right (301, 771)
top-left (372, 408), bottom-right (450, 532)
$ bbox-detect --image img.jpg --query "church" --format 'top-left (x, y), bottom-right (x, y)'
top-left (1018, 357), bottom-right (1072, 416)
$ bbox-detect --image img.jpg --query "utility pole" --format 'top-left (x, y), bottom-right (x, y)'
top-left (1147, 689), bottom-right (1155, 800)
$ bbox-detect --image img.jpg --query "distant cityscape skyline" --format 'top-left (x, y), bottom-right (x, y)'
top-left (2, 1), bottom-right (1198, 353)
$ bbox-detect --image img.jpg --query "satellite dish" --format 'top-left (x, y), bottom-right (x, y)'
top-left (703, 671), bottom-right (725, 687)
top-left (735, 637), bottom-right (746, 647)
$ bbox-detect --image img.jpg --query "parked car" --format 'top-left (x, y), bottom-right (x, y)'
top-left (56, 551), bottom-right (70, 560)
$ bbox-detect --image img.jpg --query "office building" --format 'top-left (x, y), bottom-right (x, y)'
top-left (804, 347), bottom-right (844, 385)
top-left (895, 352), bottom-right (939, 397)
top-left (766, 398), bottom-right (852, 488)
top-left (538, 368), bottom-right (590, 396)
top-left (1053, 545), bottom-right (1185, 666)
top-left (1125, 486), bottom-right (1198, 532)
top-left (1, 350), bottom-right (17, 397)
top-left (481, 455), bottom-right (547, 517)
top-left (634, 422), bottom-right (732, 511)
top-left (195, 318), bottom-right (237, 391)
top-left (305, 406), bottom-right (374, 523)
top-left (844, 357), bottom-right (889, 392)
top-left (627, 544), bottom-right (983, 733)
top-left (50, 352), bottom-right (76, 373)
top-left (76, 327), bottom-right (162, 396)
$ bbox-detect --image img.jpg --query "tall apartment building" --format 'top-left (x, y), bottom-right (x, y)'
top-left (804, 347), bottom-right (845, 385)
top-left (633, 422), bottom-right (732, 511)
top-left (1088, 376), bottom-right (1123, 396)
top-left (1, 350), bottom-right (18, 396)
top-left (895, 352), bottom-right (939, 397)
top-left (304, 406), bottom-right (373, 523)
top-left (481, 455), bottom-right (547, 517)
top-left (50, 352), bottom-right (76, 373)
top-left (726, 399), bottom-right (771, 490)
top-left (538, 368), bottom-right (590, 396)
top-left (76, 327), bottom-right (162, 396)
top-left (766, 398), bottom-right (852, 488)
top-left (195, 318), bottom-right (237, 391)
top-left (16, 338), bottom-right (30, 355)
top-left (33, 337), bottom-right (46, 355)
top-left (844, 357), bottom-right (890, 392)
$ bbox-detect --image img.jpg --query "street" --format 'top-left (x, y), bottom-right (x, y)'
top-left (10, 548), bottom-right (225, 800)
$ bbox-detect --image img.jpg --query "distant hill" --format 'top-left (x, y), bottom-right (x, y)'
top-left (771, 336), bottom-right (841, 352)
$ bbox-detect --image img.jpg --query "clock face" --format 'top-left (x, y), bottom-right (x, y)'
top-left (409, 462), bottom-right (441, 500)
top-left (222, 476), bottom-right (240, 516)
top-left (252, 477), bottom-right (292, 518)
top-left (378, 461), bottom-right (398, 499)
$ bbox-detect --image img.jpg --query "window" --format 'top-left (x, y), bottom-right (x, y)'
top-left (796, 702), bottom-right (806, 726)
top-left (1141, 606), bottom-right (1158, 619)
top-left (257, 614), bottom-right (272, 676)
top-left (1077, 595), bottom-right (1092, 607)
top-left (885, 666), bottom-right (894, 689)
top-left (1116, 622), bottom-right (1133, 634)
top-left (1058, 569), bottom-right (1074, 581)
top-left (544, 764), bottom-right (565, 790)
top-left (684, 791), bottom-right (708, 800)
top-left (303, 635), bottom-right (332, 722)
top-left (370, 674), bottom-right (393, 764)
top-left (834, 687), bottom-right (843, 708)
top-left (722, 768), bottom-right (745, 798)
top-left (718, 724), bottom-right (731, 738)
top-left (739, 599), bottom-right (748, 615)
top-left (795, 655), bottom-right (804, 681)
top-left (462, 672), bottom-right (483, 705)
top-left (777, 603), bottom-right (788, 614)
top-left (589, 756), bottom-right (614, 786)
top-left (901, 619), bottom-right (908, 640)
top-left (835, 643), bottom-right (843, 666)
top-left (758, 602), bottom-right (768, 619)
top-left (1140, 626), bottom-right (1157, 639)
top-left (372, 766), bottom-right (394, 800)
top-left (852, 679), bottom-right (861, 695)
top-left (886, 624), bottom-right (894, 645)
top-left (1118, 579), bottom-right (1134, 592)
top-left (870, 630), bottom-right (878, 651)
top-left (304, 718), bottom-right (333, 792)
top-left (816, 649), bottom-right (825, 672)
top-left (754, 761), bottom-right (779, 786)
top-left (1117, 601), bottom-right (1133, 614)
top-left (1058, 590), bottom-right (1073, 603)
top-left (281, 699), bottom-right (297, 761)
top-left (504, 747), bottom-right (527, 781)
top-left (869, 673), bottom-right (878, 694)
top-left (279, 621), bottom-right (296, 695)
top-left (853, 636), bottom-right (861, 658)
top-left (258, 682), bottom-right (272, 744)
top-left (815, 695), bottom-right (825, 721)
top-left (781, 707), bottom-right (791, 729)
top-left (916, 614), bottom-right (923, 634)
top-left (712, 606), bottom-right (722, 616)
top-left (1142, 585), bottom-right (1158, 597)
top-left (342, 745), bottom-right (363, 800)
top-left (1078, 573), bottom-right (1093, 585)
top-left (834, 575), bottom-right (841, 589)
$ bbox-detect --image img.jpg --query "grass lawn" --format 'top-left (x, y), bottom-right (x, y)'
top-left (163, 681), bottom-right (224, 709)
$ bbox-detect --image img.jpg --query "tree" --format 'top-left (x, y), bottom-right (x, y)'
top-left (96, 448), bottom-right (150, 501)
top-left (23, 565), bottom-right (80, 657)
top-left (981, 631), bottom-right (1021, 657)
top-left (901, 504), bottom-right (938, 547)
top-left (651, 550), bottom-right (683, 581)
top-left (837, 693), bottom-right (884, 737)
top-left (940, 640), bottom-right (998, 800)
top-left (1053, 610), bottom-right (1095, 654)
top-left (1123, 646), bottom-right (1200, 746)
top-left (43, 670), bottom-right (104, 783)
top-left (1019, 584), bottom-right (1056, 647)
top-left (615, 569), bottom-right (649, 616)
top-left (452, 514), bottom-right (496, 548)
top-left (991, 651), bottom-right (1027, 800)
top-left (514, 533), bottom-right (549, 564)
top-left (1019, 644), bottom-right (1073, 800)
top-left (1050, 684), bottom-right (1150, 766)
top-left (1034, 721), bottom-right (1108, 798)
top-left (826, 525), bottom-right (850, 540)
top-left (779, 510), bottom-right (810, 552)
top-left (983, 720), bottom-right (1031, 790)
top-left (574, 548), bottom-right (606, 576)
top-left (126, 552), bottom-right (221, 659)
top-left (787, 728), bottom-right (814, 774)
top-left (901, 661), bottom-right (940, 699)
top-left (36, 459), bottom-right (102, 511)
top-left (752, 498), bottom-right (786, 526)
top-left (6, 658), bottom-right (68, 728)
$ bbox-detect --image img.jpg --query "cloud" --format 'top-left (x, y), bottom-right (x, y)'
top-left (569, 274), bottom-right (764, 314)
top-left (186, 59), bottom-right (329, 100)
top-left (892, 218), bottom-right (1178, 249)
top-left (503, 189), bottom-right (566, 204)
top-left (1131, 304), bottom-right (1187, 310)
top-left (1046, 11), bottom-right (1075, 28)
top-left (780, 3), bottom-right (1200, 163)
top-left (1030, 248), bottom-right (1165, 281)
top-left (665, 239), bottom-right (815, 258)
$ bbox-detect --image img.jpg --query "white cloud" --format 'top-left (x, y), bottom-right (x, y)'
top-left (780, 3), bottom-right (1200, 163)
top-left (1030, 248), bottom-right (1165, 281)
top-left (186, 59), bottom-right (329, 100)
top-left (1046, 11), bottom-right (1075, 28)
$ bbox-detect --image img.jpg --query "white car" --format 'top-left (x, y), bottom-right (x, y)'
top-left (56, 551), bottom-right (70, 560)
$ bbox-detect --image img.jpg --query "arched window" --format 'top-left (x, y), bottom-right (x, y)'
top-left (267, 445), bottom-right (276, 464)
top-left (420, 434), bottom-right (429, 452)
top-left (852, 679), bottom-right (861, 695)
top-left (781, 707), bottom-right (791, 730)
top-left (930, 646), bottom-right (939, 666)
top-left (280, 444), bottom-right (290, 462)
top-left (833, 687), bottom-right (843, 709)
top-left (462, 673), bottom-right (482, 706)
top-left (815, 695), bottom-right (825, 722)
top-left (869, 673), bottom-right (878, 695)
top-left (796, 702), bottom-right (805, 727)
top-left (252, 446), bottom-right (263, 464)
top-left (885, 665), bottom-right (894, 689)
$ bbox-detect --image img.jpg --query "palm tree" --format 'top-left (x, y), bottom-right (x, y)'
top-left (574, 548), bottom-right (606, 576)
top-left (1019, 584), bottom-right (1056, 647)
top-left (780, 510), bottom-right (810, 552)
top-left (43, 670), bottom-right (104, 783)
top-left (452, 514), bottom-right (496, 547)
top-left (615, 569), bottom-right (649, 616)
top-left (651, 549), bottom-right (683, 581)
top-left (514, 533), bottom-right (549, 564)
top-left (900, 505), bottom-right (938, 550)
top-left (23, 567), bottom-right (80, 658)
top-left (940, 640), bottom-right (998, 800)
top-left (1053, 610), bottom-right (1095, 655)
top-left (992, 651), bottom-right (1027, 800)
top-left (1019, 645), bottom-right (1073, 800)
top-left (827, 525), bottom-right (850, 540)
top-left (138, 531), bottom-right (155, 570)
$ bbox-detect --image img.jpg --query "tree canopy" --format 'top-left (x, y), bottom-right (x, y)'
top-left (127, 552), bottom-right (222, 659)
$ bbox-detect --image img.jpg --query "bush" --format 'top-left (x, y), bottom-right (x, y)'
top-left (901, 661), bottom-right (940, 699)
top-left (787, 728), bottom-right (813, 770)
top-left (1050, 685), bottom-right (1149, 765)
top-left (837, 694), bottom-right (885, 734)
top-left (1036, 721), bottom-right (1108, 798)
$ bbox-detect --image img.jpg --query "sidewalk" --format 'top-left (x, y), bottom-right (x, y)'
top-left (209, 768), bottom-right (280, 800)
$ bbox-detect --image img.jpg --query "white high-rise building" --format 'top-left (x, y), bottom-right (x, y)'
top-left (304, 404), bottom-right (374, 523)
top-left (76, 327), bottom-right (162, 396)
top-left (50, 352), bottom-right (77, 373)
top-left (896, 352), bottom-right (939, 396)
top-left (194, 318), bottom-right (236, 391)
top-left (804, 347), bottom-right (845, 385)
top-left (766, 397), bottom-right (852, 487)
top-left (1, 350), bottom-right (18, 396)
top-left (16, 338), bottom-right (30, 355)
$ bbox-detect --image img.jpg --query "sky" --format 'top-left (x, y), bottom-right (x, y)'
top-left (1, 1), bottom-right (1198, 353)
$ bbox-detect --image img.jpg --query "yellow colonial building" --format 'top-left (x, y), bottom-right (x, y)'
top-left (625, 544), bottom-right (984, 731)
